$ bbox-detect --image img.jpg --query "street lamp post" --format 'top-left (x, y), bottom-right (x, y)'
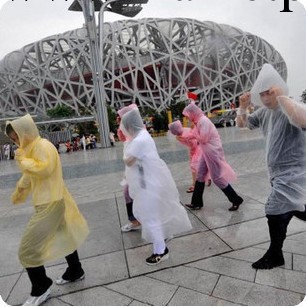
top-left (69, 0), bottom-right (110, 148)
top-left (69, 0), bottom-right (148, 148)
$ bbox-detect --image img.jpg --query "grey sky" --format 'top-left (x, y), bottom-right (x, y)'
top-left (0, 0), bottom-right (305, 100)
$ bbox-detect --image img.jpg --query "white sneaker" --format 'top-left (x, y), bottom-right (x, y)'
top-left (55, 274), bottom-right (85, 285)
top-left (23, 288), bottom-right (51, 306)
top-left (121, 222), bottom-right (141, 232)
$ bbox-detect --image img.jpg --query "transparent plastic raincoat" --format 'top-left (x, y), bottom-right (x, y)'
top-left (182, 104), bottom-right (237, 188)
top-left (246, 64), bottom-right (306, 215)
top-left (120, 109), bottom-right (192, 243)
top-left (6, 114), bottom-right (89, 267)
top-left (168, 120), bottom-right (201, 173)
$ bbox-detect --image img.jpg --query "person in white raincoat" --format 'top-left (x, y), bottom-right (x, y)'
top-left (5, 114), bottom-right (89, 305)
top-left (236, 63), bottom-right (306, 270)
top-left (120, 107), bottom-right (192, 265)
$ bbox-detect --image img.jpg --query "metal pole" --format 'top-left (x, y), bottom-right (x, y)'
top-left (79, 0), bottom-right (110, 148)
top-left (98, 0), bottom-right (118, 140)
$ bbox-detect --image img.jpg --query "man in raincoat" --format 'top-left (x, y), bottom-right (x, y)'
top-left (5, 114), bottom-right (89, 305)
top-left (236, 63), bottom-right (306, 270)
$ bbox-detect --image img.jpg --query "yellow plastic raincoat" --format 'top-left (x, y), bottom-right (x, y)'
top-left (6, 114), bottom-right (89, 268)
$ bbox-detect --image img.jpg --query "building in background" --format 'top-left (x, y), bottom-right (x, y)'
top-left (0, 18), bottom-right (287, 118)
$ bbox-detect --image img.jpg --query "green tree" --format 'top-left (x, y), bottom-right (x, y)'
top-left (107, 106), bottom-right (117, 133)
top-left (47, 104), bottom-right (74, 117)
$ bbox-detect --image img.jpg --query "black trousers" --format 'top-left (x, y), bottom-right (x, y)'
top-left (266, 205), bottom-right (306, 257)
top-left (26, 250), bottom-right (82, 296)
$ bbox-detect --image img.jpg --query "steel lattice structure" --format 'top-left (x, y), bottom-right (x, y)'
top-left (0, 18), bottom-right (287, 117)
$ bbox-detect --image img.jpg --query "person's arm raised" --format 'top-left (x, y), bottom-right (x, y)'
top-left (236, 92), bottom-right (251, 128)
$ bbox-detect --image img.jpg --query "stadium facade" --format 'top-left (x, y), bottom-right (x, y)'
top-left (0, 18), bottom-right (287, 118)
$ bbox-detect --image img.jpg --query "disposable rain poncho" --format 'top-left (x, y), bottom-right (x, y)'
top-left (182, 104), bottom-right (237, 188)
top-left (278, 96), bottom-right (306, 129)
top-left (250, 63), bottom-right (289, 106)
top-left (247, 64), bottom-right (306, 215)
top-left (117, 103), bottom-right (138, 142)
top-left (120, 109), bottom-right (192, 243)
top-left (168, 120), bottom-right (201, 174)
top-left (6, 114), bottom-right (89, 267)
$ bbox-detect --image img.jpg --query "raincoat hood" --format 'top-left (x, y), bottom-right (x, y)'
top-left (182, 103), bottom-right (204, 123)
top-left (250, 63), bottom-right (288, 106)
top-left (120, 108), bottom-right (144, 139)
top-left (168, 120), bottom-right (184, 136)
top-left (6, 114), bottom-right (40, 149)
top-left (117, 103), bottom-right (138, 118)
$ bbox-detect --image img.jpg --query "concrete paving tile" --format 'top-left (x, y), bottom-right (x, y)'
top-left (106, 276), bottom-right (178, 305)
top-left (283, 235), bottom-right (306, 256)
top-left (186, 255), bottom-right (256, 282)
top-left (213, 275), bottom-right (304, 306)
top-left (7, 251), bottom-right (129, 306)
top-left (184, 186), bottom-right (265, 229)
top-left (147, 266), bottom-right (219, 295)
top-left (59, 286), bottom-right (133, 306)
top-left (65, 173), bottom-right (122, 204)
top-left (222, 247), bottom-right (292, 270)
top-left (293, 254), bottom-right (306, 273)
top-left (233, 172), bottom-right (270, 204)
top-left (168, 287), bottom-right (237, 306)
top-left (126, 231), bottom-right (231, 277)
top-left (129, 300), bottom-right (150, 306)
top-left (256, 267), bottom-right (306, 294)
top-left (214, 218), bottom-right (269, 249)
top-left (214, 218), bottom-right (306, 250)
top-left (0, 210), bottom-right (31, 276)
top-left (43, 297), bottom-right (70, 306)
top-left (79, 199), bottom-right (124, 258)
top-left (0, 273), bottom-right (20, 302)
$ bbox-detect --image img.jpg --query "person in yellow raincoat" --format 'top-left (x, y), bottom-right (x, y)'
top-left (5, 114), bottom-right (89, 306)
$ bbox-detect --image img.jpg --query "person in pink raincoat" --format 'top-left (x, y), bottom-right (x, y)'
top-left (168, 120), bottom-right (211, 193)
top-left (182, 103), bottom-right (243, 211)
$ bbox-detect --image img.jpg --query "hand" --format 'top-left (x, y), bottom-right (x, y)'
top-left (11, 187), bottom-right (27, 204)
top-left (269, 86), bottom-right (284, 98)
top-left (14, 148), bottom-right (25, 161)
top-left (239, 92), bottom-right (251, 110)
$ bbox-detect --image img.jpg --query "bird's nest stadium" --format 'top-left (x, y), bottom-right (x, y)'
top-left (0, 18), bottom-right (287, 118)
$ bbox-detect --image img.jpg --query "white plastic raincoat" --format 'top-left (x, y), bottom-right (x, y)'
top-left (247, 64), bottom-right (306, 215)
top-left (120, 109), bottom-right (192, 243)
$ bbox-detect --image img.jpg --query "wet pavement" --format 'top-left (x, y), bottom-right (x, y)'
top-left (0, 127), bottom-right (305, 306)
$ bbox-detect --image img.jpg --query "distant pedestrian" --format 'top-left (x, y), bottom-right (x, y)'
top-left (5, 114), bottom-right (89, 305)
top-left (236, 63), bottom-right (306, 269)
top-left (3, 143), bottom-right (10, 160)
top-left (109, 131), bottom-right (116, 146)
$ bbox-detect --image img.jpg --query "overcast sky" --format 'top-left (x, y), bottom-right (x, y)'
top-left (0, 0), bottom-right (305, 100)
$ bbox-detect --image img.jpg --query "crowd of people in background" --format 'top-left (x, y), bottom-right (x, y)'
top-left (55, 134), bottom-right (97, 154)
top-left (0, 142), bottom-right (17, 160)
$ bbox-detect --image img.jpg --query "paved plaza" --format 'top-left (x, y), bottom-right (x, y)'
top-left (0, 127), bottom-right (306, 306)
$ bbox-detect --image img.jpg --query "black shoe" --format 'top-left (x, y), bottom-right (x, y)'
top-left (185, 204), bottom-right (203, 210)
top-left (252, 254), bottom-right (284, 270)
top-left (228, 196), bottom-right (244, 211)
top-left (146, 247), bottom-right (169, 265)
